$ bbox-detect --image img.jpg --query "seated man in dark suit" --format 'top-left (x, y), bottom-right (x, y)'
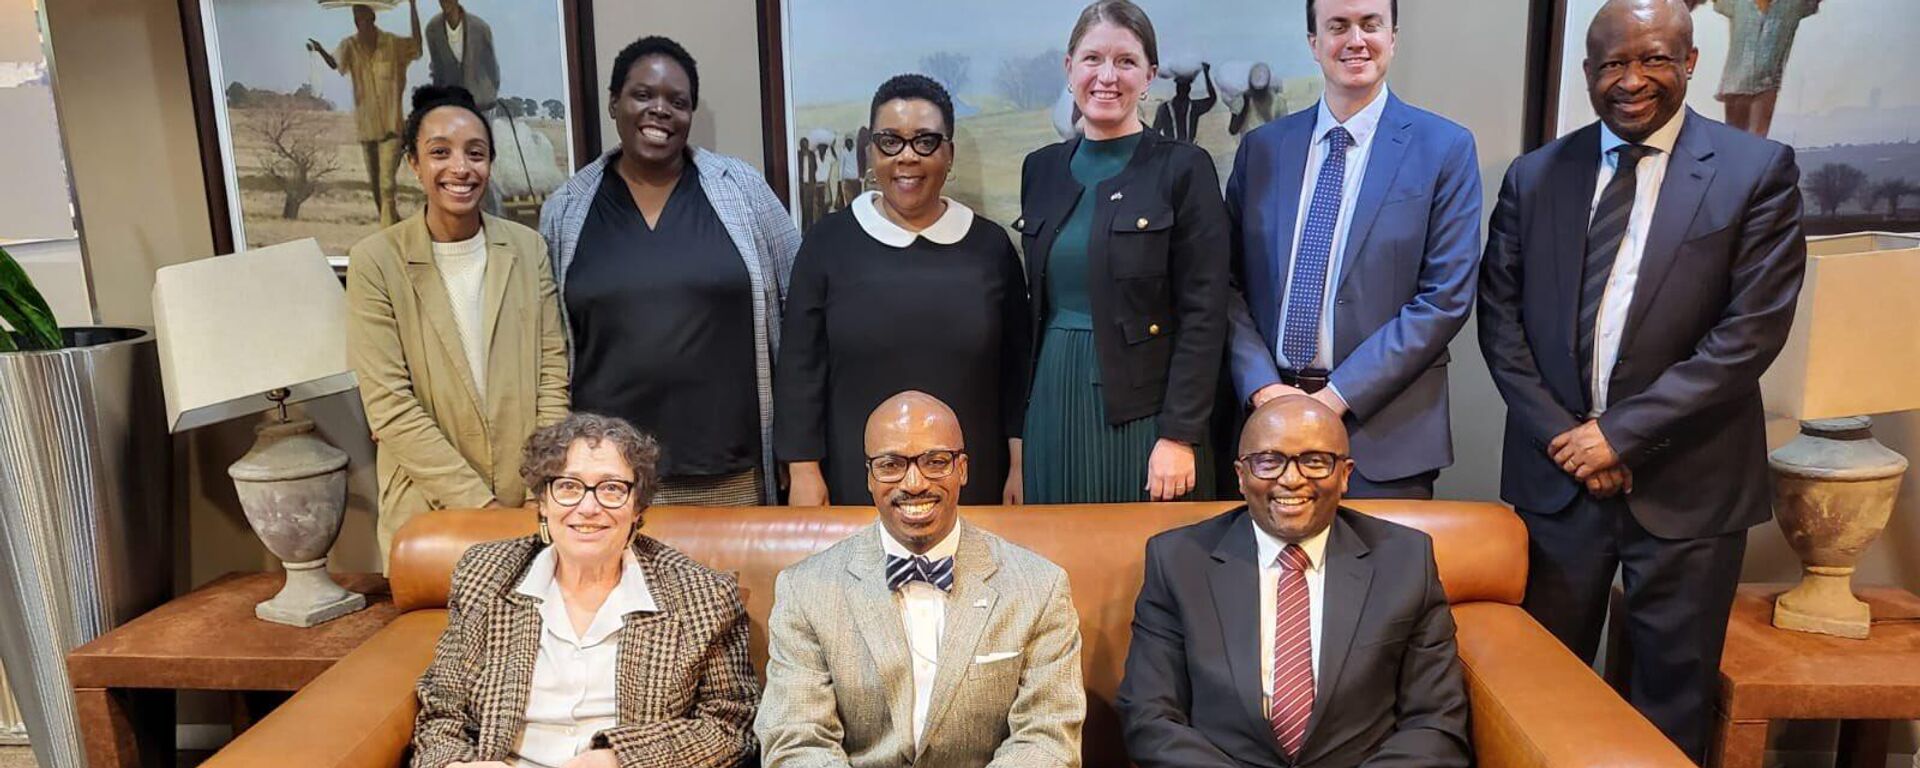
top-left (1118, 396), bottom-right (1469, 767)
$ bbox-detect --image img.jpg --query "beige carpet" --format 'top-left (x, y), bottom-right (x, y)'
top-left (0, 746), bottom-right (35, 768)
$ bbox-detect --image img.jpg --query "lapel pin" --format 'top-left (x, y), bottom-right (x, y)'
top-left (1110, 191), bottom-right (1124, 202)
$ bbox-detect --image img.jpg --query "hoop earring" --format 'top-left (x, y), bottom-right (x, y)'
top-left (537, 516), bottom-right (552, 545)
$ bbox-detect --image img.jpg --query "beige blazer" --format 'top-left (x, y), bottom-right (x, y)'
top-left (755, 520), bottom-right (1085, 767)
top-left (346, 213), bottom-right (569, 561)
top-left (411, 535), bottom-right (759, 768)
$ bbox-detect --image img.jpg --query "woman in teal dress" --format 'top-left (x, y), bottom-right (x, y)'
top-left (1017, 0), bottom-right (1231, 503)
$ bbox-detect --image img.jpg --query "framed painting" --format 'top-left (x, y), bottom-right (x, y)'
top-left (759, 0), bottom-right (1328, 234)
top-left (180, 0), bottom-right (601, 259)
top-left (1543, 0), bottom-right (1920, 235)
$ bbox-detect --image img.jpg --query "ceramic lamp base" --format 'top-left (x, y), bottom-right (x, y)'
top-left (256, 557), bottom-right (366, 627)
top-left (1772, 566), bottom-right (1871, 639)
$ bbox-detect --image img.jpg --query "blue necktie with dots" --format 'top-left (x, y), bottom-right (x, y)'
top-left (1282, 125), bottom-right (1354, 368)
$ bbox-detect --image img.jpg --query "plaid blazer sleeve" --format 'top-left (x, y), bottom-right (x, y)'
top-left (592, 572), bottom-right (761, 767)
top-left (410, 551), bottom-right (486, 768)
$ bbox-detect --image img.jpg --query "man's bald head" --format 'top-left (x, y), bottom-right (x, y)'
top-left (1240, 396), bottom-right (1350, 457)
top-left (1583, 0), bottom-right (1698, 142)
top-left (1587, 0), bottom-right (1693, 60)
top-left (864, 390), bottom-right (965, 454)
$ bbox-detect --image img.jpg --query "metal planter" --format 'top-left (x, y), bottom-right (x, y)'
top-left (0, 327), bottom-right (171, 768)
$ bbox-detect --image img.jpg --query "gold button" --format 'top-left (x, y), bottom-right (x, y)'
top-left (1148, 323), bottom-right (1161, 335)
top-left (1014, 218), bottom-right (1025, 229)
top-left (1136, 217), bottom-right (1150, 230)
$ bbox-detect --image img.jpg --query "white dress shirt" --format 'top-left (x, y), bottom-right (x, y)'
top-left (1276, 87), bottom-right (1390, 376)
top-left (878, 524), bottom-right (961, 748)
top-left (446, 16), bottom-right (465, 64)
top-left (1254, 517), bottom-right (1330, 714)
top-left (430, 232), bottom-right (489, 399)
top-left (510, 546), bottom-right (658, 768)
top-left (1588, 109), bottom-right (1685, 415)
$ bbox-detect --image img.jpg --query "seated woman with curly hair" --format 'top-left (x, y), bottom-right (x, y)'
top-left (410, 412), bottom-right (758, 768)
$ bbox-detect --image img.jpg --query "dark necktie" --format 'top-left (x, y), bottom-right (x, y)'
top-left (1281, 125), bottom-right (1355, 368)
top-left (1578, 143), bottom-right (1656, 406)
top-left (885, 553), bottom-right (954, 593)
top-left (1269, 544), bottom-right (1314, 761)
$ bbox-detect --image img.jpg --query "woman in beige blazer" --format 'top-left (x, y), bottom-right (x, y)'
top-left (348, 85), bottom-right (569, 564)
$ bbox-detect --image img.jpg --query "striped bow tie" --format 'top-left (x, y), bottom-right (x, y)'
top-left (885, 554), bottom-right (955, 592)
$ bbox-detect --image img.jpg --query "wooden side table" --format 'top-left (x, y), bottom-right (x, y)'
top-left (1711, 584), bottom-right (1920, 768)
top-left (66, 572), bottom-right (399, 768)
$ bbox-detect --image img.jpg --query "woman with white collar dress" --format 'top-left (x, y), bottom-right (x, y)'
top-left (775, 74), bottom-right (1033, 507)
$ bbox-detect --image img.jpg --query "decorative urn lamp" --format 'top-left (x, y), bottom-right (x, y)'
top-left (153, 239), bottom-right (366, 626)
top-left (1759, 233), bottom-right (1919, 639)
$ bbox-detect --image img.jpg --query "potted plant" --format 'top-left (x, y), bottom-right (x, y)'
top-left (0, 244), bottom-right (171, 768)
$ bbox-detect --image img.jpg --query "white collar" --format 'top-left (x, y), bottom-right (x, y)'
top-left (852, 191), bottom-right (974, 248)
top-left (1251, 513), bottom-right (1332, 574)
top-left (1313, 86), bottom-right (1390, 148)
top-left (879, 519), bottom-right (962, 562)
top-left (1599, 108), bottom-right (1685, 164)
top-left (515, 545), bottom-right (658, 642)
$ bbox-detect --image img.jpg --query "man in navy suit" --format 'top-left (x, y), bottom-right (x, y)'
top-left (1478, 0), bottom-right (1805, 759)
top-left (1224, 0), bottom-right (1482, 499)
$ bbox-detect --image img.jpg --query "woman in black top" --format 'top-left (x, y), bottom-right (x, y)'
top-left (776, 75), bottom-right (1033, 506)
top-left (1018, 0), bottom-right (1231, 503)
top-left (540, 36), bottom-right (800, 505)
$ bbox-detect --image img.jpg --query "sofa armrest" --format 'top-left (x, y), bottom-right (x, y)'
top-left (201, 610), bottom-right (447, 768)
top-left (1452, 603), bottom-right (1690, 767)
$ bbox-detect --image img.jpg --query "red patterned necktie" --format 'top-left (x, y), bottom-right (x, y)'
top-left (1269, 543), bottom-right (1314, 760)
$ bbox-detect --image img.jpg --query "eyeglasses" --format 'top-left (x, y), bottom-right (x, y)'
top-left (546, 477), bottom-right (636, 508)
top-left (1237, 451), bottom-right (1346, 481)
top-left (871, 131), bottom-right (950, 157)
top-left (866, 450), bottom-right (963, 482)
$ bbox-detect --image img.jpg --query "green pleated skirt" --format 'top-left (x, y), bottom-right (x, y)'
top-left (1023, 319), bottom-right (1214, 504)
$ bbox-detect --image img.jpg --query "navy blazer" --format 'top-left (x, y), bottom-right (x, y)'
top-left (1117, 507), bottom-right (1471, 768)
top-left (1477, 110), bottom-right (1806, 538)
top-left (1224, 94), bottom-right (1482, 483)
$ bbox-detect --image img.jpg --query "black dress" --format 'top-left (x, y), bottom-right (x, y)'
top-left (773, 199), bottom-right (1032, 505)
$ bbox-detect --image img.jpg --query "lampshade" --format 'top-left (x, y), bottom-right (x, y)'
top-left (152, 238), bottom-right (357, 433)
top-left (1760, 232), bottom-right (1920, 421)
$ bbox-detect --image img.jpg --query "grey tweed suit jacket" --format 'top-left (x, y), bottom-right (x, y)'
top-left (755, 520), bottom-right (1085, 767)
top-left (411, 535), bottom-right (759, 768)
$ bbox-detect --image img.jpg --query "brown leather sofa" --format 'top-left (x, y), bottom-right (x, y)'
top-left (203, 501), bottom-right (1690, 767)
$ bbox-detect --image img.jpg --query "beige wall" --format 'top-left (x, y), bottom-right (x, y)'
top-left (591, 0), bottom-right (767, 168)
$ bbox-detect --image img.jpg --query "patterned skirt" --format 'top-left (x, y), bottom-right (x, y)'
top-left (1022, 323), bottom-right (1213, 504)
top-left (652, 467), bottom-right (764, 506)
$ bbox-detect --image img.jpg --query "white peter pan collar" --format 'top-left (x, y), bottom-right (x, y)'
top-left (852, 190), bottom-right (975, 248)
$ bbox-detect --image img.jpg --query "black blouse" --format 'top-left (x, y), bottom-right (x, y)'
top-left (566, 160), bottom-right (759, 477)
top-left (773, 202), bottom-right (1033, 505)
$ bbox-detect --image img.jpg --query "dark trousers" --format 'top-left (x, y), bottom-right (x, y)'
top-left (1520, 493), bottom-right (1746, 764)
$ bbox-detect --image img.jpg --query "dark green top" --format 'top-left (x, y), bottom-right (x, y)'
top-left (1046, 132), bottom-right (1143, 330)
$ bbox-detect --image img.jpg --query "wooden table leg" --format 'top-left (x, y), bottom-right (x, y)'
top-left (1709, 709), bottom-right (1768, 768)
top-left (73, 687), bottom-right (175, 768)
top-left (1836, 720), bottom-right (1891, 768)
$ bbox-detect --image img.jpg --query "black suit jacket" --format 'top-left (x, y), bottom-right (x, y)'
top-left (1478, 110), bottom-right (1806, 538)
top-left (1016, 130), bottom-right (1231, 443)
top-left (1117, 507), bottom-right (1470, 768)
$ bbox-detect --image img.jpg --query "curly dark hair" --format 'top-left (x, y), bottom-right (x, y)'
top-left (402, 85), bottom-right (495, 160)
top-left (609, 35), bottom-right (699, 110)
top-left (519, 412), bottom-right (663, 512)
top-left (870, 73), bottom-right (955, 136)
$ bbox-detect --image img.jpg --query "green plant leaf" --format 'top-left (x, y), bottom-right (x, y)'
top-left (0, 329), bottom-right (16, 353)
top-left (0, 245), bottom-right (62, 351)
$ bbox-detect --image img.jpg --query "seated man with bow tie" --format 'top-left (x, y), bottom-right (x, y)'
top-left (755, 390), bottom-right (1086, 766)
top-left (1118, 396), bottom-right (1469, 767)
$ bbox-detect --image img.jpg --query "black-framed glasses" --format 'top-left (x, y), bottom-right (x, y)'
top-left (871, 131), bottom-right (950, 157)
top-left (546, 477), bottom-right (636, 508)
top-left (1237, 451), bottom-right (1346, 481)
top-left (866, 450), bottom-right (963, 482)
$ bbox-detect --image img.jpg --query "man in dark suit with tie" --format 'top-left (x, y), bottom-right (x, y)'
top-left (1118, 396), bottom-right (1470, 767)
top-left (1223, 0), bottom-right (1482, 499)
top-left (1477, 0), bottom-right (1805, 759)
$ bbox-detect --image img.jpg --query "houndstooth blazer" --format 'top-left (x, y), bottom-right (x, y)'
top-left (411, 535), bottom-right (759, 768)
top-left (755, 519), bottom-right (1085, 767)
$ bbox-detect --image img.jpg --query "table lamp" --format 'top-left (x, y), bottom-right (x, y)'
top-left (1759, 232), bottom-right (1920, 639)
top-left (152, 239), bottom-right (365, 627)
